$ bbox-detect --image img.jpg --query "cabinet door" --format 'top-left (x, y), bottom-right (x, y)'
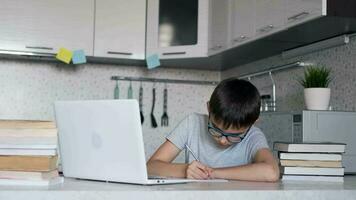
top-left (285, 0), bottom-right (324, 27)
top-left (208, 0), bottom-right (229, 55)
top-left (146, 0), bottom-right (209, 59)
top-left (0, 0), bottom-right (94, 55)
top-left (94, 0), bottom-right (146, 60)
top-left (255, 0), bottom-right (285, 38)
top-left (230, 0), bottom-right (256, 47)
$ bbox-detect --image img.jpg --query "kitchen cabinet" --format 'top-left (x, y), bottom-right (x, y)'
top-left (146, 0), bottom-right (230, 59)
top-left (146, 0), bottom-right (209, 59)
top-left (208, 0), bottom-right (230, 55)
top-left (0, 0), bottom-right (94, 55)
top-left (94, 0), bottom-right (146, 60)
top-left (229, 0), bottom-right (256, 47)
top-left (284, 0), bottom-right (324, 28)
top-left (255, 0), bottom-right (285, 38)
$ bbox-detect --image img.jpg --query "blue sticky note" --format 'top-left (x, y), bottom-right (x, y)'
top-left (146, 54), bottom-right (160, 69)
top-left (72, 50), bottom-right (87, 64)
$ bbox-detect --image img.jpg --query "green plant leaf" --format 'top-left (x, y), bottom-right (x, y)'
top-left (299, 65), bottom-right (332, 88)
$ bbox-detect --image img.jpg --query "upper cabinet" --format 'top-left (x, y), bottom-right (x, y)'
top-left (228, 0), bottom-right (326, 48)
top-left (208, 0), bottom-right (230, 55)
top-left (0, 0), bottom-right (94, 55)
top-left (229, 0), bottom-right (256, 47)
top-left (284, 0), bottom-right (324, 28)
top-left (255, 0), bottom-right (285, 38)
top-left (146, 0), bottom-right (229, 59)
top-left (94, 0), bottom-right (146, 60)
top-left (146, 0), bottom-right (209, 59)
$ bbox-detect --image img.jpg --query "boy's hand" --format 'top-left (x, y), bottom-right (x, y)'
top-left (186, 161), bottom-right (213, 179)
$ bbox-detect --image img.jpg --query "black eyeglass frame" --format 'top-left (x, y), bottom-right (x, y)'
top-left (207, 120), bottom-right (252, 143)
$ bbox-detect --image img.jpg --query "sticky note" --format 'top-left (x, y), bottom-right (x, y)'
top-left (146, 54), bottom-right (160, 69)
top-left (72, 50), bottom-right (87, 64)
top-left (56, 48), bottom-right (73, 64)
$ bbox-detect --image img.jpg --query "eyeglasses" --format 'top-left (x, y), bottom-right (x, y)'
top-left (207, 120), bottom-right (251, 143)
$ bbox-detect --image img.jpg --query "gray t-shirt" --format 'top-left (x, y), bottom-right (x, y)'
top-left (166, 113), bottom-right (269, 168)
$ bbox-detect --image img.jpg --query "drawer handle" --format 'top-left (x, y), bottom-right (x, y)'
top-left (258, 24), bottom-right (274, 33)
top-left (288, 11), bottom-right (310, 21)
top-left (25, 46), bottom-right (53, 50)
top-left (107, 51), bottom-right (133, 56)
top-left (162, 52), bottom-right (186, 55)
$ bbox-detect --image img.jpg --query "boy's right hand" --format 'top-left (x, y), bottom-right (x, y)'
top-left (186, 161), bottom-right (212, 179)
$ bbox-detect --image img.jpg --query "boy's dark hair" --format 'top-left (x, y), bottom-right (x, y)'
top-left (209, 78), bottom-right (260, 129)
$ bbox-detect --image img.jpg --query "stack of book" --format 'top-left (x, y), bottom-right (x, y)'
top-left (274, 142), bottom-right (346, 182)
top-left (0, 120), bottom-right (63, 186)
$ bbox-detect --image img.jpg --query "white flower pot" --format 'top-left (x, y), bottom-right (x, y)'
top-left (304, 88), bottom-right (331, 110)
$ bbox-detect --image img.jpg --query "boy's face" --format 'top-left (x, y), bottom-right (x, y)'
top-left (207, 102), bottom-right (252, 148)
top-left (208, 116), bottom-right (250, 148)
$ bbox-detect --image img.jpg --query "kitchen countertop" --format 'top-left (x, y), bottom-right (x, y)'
top-left (0, 176), bottom-right (355, 200)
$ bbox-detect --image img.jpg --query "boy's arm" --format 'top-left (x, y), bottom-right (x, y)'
top-left (210, 148), bottom-right (280, 182)
top-left (147, 140), bottom-right (210, 179)
top-left (147, 140), bottom-right (188, 178)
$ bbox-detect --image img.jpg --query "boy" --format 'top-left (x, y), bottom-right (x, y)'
top-left (147, 78), bottom-right (279, 182)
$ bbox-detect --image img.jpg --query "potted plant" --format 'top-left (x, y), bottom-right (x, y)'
top-left (299, 66), bottom-right (332, 110)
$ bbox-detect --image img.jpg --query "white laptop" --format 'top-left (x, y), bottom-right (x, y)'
top-left (54, 99), bottom-right (226, 185)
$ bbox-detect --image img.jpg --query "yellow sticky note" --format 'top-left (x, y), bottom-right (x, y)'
top-left (56, 48), bottom-right (73, 64)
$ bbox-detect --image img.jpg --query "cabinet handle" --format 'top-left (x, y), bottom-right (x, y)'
top-left (233, 35), bottom-right (248, 43)
top-left (25, 46), bottom-right (53, 50)
top-left (258, 24), bottom-right (274, 33)
top-left (210, 45), bottom-right (223, 51)
top-left (162, 52), bottom-right (186, 55)
top-left (288, 11), bottom-right (310, 21)
top-left (107, 51), bottom-right (133, 56)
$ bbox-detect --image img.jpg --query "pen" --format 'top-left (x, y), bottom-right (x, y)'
top-left (185, 144), bottom-right (200, 162)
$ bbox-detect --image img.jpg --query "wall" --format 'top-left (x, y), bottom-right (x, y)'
top-left (222, 37), bottom-right (356, 112)
top-left (0, 58), bottom-right (220, 161)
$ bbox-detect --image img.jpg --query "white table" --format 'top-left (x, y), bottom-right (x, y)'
top-left (0, 176), bottom-right (356, 200)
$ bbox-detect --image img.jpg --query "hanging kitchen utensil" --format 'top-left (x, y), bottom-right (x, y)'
top-left (139, 82), bottom-right (144, 124)
top-left (150, 83), bottom-right (158, 128)
top-left (127, 81), bottom-right (133, 99)
top-left (161, 84), bottom-right (169, 127)
top-left (114, 80), bottom-right (120, 99)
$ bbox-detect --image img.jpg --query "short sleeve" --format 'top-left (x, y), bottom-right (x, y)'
top-left (246, 130), bottom-right (269, 162)
top-left (166, 115), bottom-right (191, 150)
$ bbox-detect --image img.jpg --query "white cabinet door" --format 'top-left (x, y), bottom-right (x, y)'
top-left (255, 0), bottom-right (285, 38)
top-left (229, 0), bottom-right (256, 47)
top-left (208, 0), bottom-right (229, 55)
top-left (146, 0), bottom-right (209, 59)
top-left (94, 0), bottom-right (146, 60)
top-left (0, 0), bottom-right (94, 55)
top-left (285, 0), bottom-right (324, 27)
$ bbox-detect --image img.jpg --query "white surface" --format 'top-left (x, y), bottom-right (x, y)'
top-left (0, 176), bottom-right (355, 200)
top-left (94, 0), bottom-right (146, 59)
top-left (0, 0), bottom-right (94, 55)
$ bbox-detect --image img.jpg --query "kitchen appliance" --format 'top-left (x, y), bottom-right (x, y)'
top-left (256, 110), bottom-right (356, 174)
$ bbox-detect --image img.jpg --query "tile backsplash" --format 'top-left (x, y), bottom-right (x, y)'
top-left (0, 58), bottom-right (220, 161)
top-left (222, 37), bottom-right (356, 112)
